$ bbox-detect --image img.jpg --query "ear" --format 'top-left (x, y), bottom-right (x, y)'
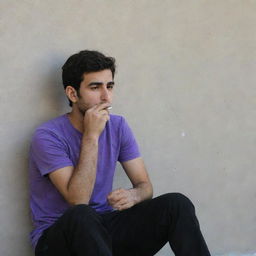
top-left (65, 86), bottom-right (78, 104)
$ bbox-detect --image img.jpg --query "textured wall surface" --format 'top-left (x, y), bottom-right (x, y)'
top-left (0, 1), bottom-right (255, 255)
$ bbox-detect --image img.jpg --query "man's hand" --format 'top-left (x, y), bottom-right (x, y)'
top-left (83, 103), bottom-right (111, 138)
top-left (107, 188), bottom-right (137, 211)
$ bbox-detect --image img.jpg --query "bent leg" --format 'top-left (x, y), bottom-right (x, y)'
top-left (35, 204), bottom-right (112, 256)
top-left (102, 193), bottom-right (211, 256)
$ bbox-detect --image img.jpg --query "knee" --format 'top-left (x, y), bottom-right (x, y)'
top-left (65, 204), bottom-right (100, 227)
top-left (161, 193), bottom-right (195, 213)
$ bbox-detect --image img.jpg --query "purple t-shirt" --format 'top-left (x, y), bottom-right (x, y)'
top-left (29, 113), bottom-right (140, 249)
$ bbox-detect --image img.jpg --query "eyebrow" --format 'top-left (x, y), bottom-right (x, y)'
top-left (88, 81), bottom-right (115, 86)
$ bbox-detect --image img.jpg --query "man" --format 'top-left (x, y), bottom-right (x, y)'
top-left (29, 50), bottom-right (211, 256)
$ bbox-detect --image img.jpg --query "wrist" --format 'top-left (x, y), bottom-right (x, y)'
top-left (129, 188), bottom-right (140, 205)
top-left (82, 134), bottom-right (99, 143)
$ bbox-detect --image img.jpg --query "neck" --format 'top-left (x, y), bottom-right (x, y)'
top-left (67, 108), bottom-right (84, 133)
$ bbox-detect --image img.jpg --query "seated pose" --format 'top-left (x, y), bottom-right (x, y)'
top-left (29, 50), bottom-right (211, 256)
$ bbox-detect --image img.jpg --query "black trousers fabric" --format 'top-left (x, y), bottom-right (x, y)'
top-left (35, 193), bottom-right (211, 256)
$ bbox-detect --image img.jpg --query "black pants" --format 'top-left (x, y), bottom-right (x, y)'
top-left (35, 193), bottom-right (211, 256)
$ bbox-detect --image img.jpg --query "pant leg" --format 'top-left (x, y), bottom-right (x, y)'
top-left (35, 204), bottom-right (112, 256)
top-left (102, 193), bottom-right (211, 256)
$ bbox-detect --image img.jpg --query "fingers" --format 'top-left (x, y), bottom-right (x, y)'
top-left (86, 103), bottom-right (110, 122)
top-left (83, 103), bottom-right (111, 137)
top-left (109, 197), bottom-right (128, 210)
top-left (113, 201), bottom-right (131, 211)
top-left (94, 102), bottom-right (112, 112)
top-left (107, 188), bottom-right (134, 211)
top-left (87, 103), bottom-right (111, 120)
top-left (117, 202), bottom-right (133, 211)
top-left (111, 198), bottom-right (134, 211)
top-left (107, 188), bottom-right (125, 202)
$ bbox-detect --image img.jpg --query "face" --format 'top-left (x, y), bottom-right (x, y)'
top-left (68, 69), bottom-right (114, 115)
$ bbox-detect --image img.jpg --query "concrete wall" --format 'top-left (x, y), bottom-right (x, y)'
top-left (1, 1), bottom-right (255, 255)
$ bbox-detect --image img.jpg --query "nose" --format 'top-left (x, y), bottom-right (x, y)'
top-left (100, 87), bottom-right (111, 102)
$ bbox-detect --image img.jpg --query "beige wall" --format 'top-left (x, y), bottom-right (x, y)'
top-left (1, 1), bottom-right (255, 255)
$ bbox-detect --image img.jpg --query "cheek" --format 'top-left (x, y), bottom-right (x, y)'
top-left (85, 94), bottom-right (102, 106)
top-left (79, 91), bottom-right (106, 106)
top-left (81, 92), bottom-right (97, 102)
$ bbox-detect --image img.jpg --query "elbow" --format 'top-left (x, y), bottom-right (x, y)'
top-left (65, 186), bottom-right (93, 206)
top-left (67, 199), bottom-right (89, 206)
top-left (65, 194), bottom-right (90, 206)
top-left (68, 199), bottom-right (89, 206)
top-left (145, 180), bottom-right (153, 199)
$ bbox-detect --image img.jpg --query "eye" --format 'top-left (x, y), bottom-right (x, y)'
top-left (91, 86), bottom-right (98, 90)
top-left (107, 85), bottom-right (114, 90)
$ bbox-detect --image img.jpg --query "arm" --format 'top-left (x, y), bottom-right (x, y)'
top-left (49, 103), bottom-right (111, 205)
top-left (49, 136), bottom-right (98, 205)
top-left (107, 157), bottom-right (153, 210)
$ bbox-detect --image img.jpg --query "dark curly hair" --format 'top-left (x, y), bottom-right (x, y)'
top-left (62, 50), bottom-right (116, 107)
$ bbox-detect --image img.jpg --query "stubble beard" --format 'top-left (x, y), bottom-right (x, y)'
top-left (77, 100), bottom-right (102, 116)
top-left (78, 105), bottom-right (89, 116)
top-left (77, 101), bottom-right (91, 117)
top-left (78, 108), bottom-right (85, 116)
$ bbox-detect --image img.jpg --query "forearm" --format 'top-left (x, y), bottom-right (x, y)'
top-left (129, 181), bottom-right (153, 204)
top-left (67, 135), bottom-right (99, 205)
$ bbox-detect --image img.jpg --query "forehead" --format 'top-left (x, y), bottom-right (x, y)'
top-left (82, 69), bottom-right (113, 84)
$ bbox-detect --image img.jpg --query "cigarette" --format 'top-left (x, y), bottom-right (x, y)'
top-left (106, 106), bottom-right (112, 110)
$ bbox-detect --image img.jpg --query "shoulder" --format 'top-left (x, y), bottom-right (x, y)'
top-left (36, 114), bottom-right (67, 131)
top-left (108, 114), bottom-right (128, 131)
top-left (32, 114), bottom-right (68, 142)
top-left (109, 113), bottom-right (124, 123)
top-left (108, 114), bottom-right (136, 140)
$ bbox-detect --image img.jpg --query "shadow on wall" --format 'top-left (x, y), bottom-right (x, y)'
top-left (20, 52), bottom-right (69, 254)
top-left (38, 52), bottom-right (70, 118)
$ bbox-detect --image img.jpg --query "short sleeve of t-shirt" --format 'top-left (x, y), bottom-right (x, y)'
top-left (31, 128), bottom-right (73, 176)
top-left (118, 117), bottom-right (141, 162)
